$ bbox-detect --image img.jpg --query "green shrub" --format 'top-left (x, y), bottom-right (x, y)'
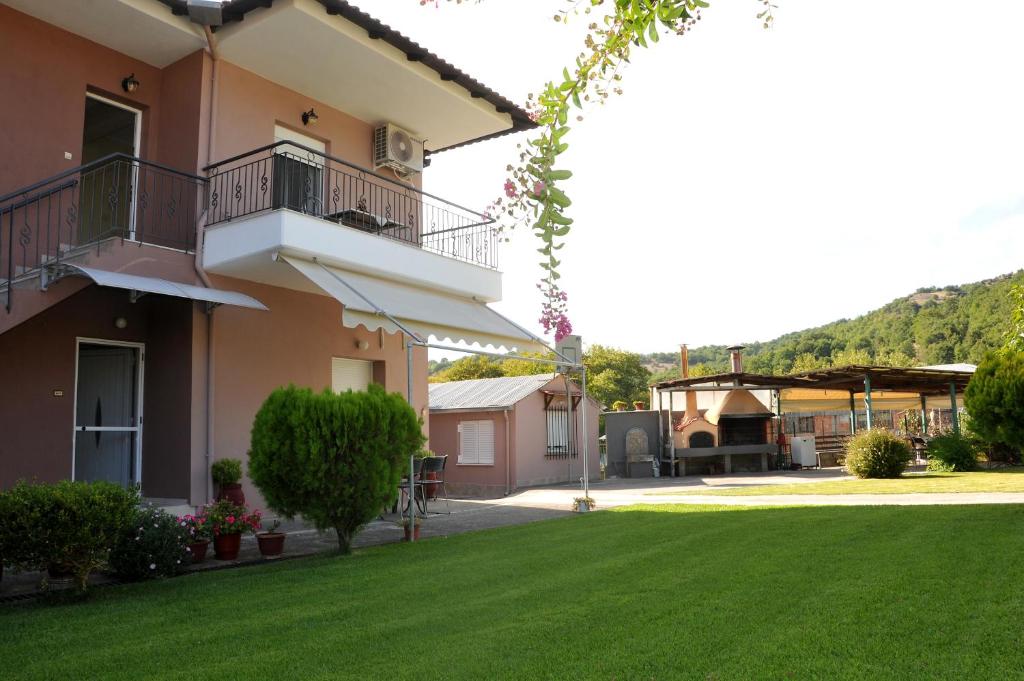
top-left (109, 506), bottom-right (190, 581)
top-left (249, 384), bottom-right (425, 553)
top-left (965, 351), bottom-right (1024, 457)
top-left (0, 481), bottom-right (138, 591)
top-left (844, 429), bottom-right (913, 479)
top-left (926, 432), bottom-right (979, 472)
top-left (211, 458), bottom-right (243, 488)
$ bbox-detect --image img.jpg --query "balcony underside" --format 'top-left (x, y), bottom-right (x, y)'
top-left (202, 209), bottom-right (503, 303)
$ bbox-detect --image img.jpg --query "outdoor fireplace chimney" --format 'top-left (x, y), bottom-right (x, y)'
top-left (681, 344), bottom-right (698, 419)
top-left (728, 345), bottom-right (745, 374)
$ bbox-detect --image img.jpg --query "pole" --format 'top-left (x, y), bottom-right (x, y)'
top-left (864, 375), bottom-right (873, 430)
top-left (565, 372), bottom-right (573, 483)
top-left (406, 339), bottom-right (416, 542)
top-left (949, 382), bottom-right (960, 434)
top-left (581, 366), bottom-right (590, 500)
top-left (849, 391), bottom-right (856, 435)
top-left (920, 395), bottom-right (928, 436)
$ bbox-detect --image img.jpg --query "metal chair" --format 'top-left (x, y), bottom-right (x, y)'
top-left (419, 455), bottom-right (450, 515)
top-left (394, 457), bottom-right (425, 516)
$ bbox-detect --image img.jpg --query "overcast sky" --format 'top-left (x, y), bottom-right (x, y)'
top-left (360, 0), bottom-right (1024, 354)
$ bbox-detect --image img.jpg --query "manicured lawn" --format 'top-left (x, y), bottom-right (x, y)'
top-left (688, 469), bottom-right (1024, 496)
top-left (4, 504), bottom-right (1024, 680)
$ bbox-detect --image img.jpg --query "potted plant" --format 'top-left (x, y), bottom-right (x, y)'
top-left (212, 458), bottom-right (245, 506)
top-left (398, 515), bottom-right (422, 541)
top-left (573, 496), bottom-right (596, 513)
top-left (612, 400), bottom-right (628, 412)
top-left (256, 519), bottom-right (286, 558)
top-left (633, 401), bottom-right (645, 411)
top-left (204, 499), bottom-right (261, 561)
top-left (178, 513), bottom-right (212, 563)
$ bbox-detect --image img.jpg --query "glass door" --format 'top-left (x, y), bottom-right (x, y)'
top-left (73, 342), bottom-right (143, 488)
top-left (80, 94), bottom-right (141, 243)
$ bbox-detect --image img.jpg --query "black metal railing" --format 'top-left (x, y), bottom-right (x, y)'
top-left (204, 141), bottom-right (499, 269)
top-left (1, 154), bottom-right (206, 310)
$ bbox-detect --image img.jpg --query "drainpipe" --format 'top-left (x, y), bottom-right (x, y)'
top-left (197, 25), bottom-right (220, 503)
top-left (504, 410), bottom-right (511, 496)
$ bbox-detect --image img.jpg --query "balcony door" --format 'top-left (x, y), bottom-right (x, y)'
top-left (73, 340), bottom-right (144, 488)
top-left (273, 125), bottom-right (325, 215)
top-left (80, 94), bottom-right (141, 243)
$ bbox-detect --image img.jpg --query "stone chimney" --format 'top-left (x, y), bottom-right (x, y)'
top-left (728, 345), bottom-right (745, 373)
top-left (681, 344), bottom-right (698, 419)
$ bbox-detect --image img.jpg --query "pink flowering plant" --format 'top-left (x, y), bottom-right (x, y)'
top-left (202, 499), bottom-right (262, 536)
top-left (177, 513), bottom-right (212, 543)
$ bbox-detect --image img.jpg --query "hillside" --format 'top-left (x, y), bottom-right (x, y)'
top-left (645, 270), bottom-right (1023, 379)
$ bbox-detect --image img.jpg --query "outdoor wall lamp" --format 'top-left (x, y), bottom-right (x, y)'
top-left (114, 317), bottom-right (128, 329)
top-left (356, 340), bottom-right (370, 351)
top-left (121, 73), bottom-right (140, 93)
top-left (301, 108), bottom-right (319, 126)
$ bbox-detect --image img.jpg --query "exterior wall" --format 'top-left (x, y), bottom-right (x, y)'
top-left (513, 391), bottom-right (601, 489)
top-left (0, 285), bottom-right (192, 498)
top-left (0, 5), bottom-right (204, 193)
top-left (427, 410), bottom-right (509, 498)
top-left (203, 275), bottom-right (428, 507)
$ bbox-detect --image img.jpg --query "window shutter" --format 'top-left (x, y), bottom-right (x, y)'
top-left (459, 420), bottom-right (495, 465)
top-left (331, 358), bottom-right (372, 393)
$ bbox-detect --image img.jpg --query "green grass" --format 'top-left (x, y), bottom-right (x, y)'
top-left (4, 504), bottom-right (1024, 680)
top-left (685, 469), bottom-right (1024, 496)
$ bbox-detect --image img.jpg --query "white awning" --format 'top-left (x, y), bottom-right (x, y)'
top-left (65, 265), bottom-right (268, 310)
top-left (280, 255), bottom-right (545, 352)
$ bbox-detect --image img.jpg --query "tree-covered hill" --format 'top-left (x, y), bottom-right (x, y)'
top-left (645, 270), bottom-right (1023, 380)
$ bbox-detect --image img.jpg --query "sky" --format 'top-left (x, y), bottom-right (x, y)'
top-left (359, 0), bottom-right (1024, 354)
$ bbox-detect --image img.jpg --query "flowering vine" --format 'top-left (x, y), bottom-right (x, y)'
top-left (426, 1), bottom-right (775, 340)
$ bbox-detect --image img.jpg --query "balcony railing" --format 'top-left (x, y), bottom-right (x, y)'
top-left (203, 141), bottom-right (499, 270)
top-left (1, 153), bottom-right (206, 311)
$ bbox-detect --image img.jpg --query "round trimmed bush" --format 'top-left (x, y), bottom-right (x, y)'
top-left (109, 506), bottom-right (190, 581)
top-left (926, 432), bottom-right (979, 472)
top-left (211, 458), bottom-right (243, 488)
top-left (844, 429), bottom-right (913, 478)
top-left (249, 384), bottom-right (425, 553)
top-left (964, 351), bottom-right (1024, 457)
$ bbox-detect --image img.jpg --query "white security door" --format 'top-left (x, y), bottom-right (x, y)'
top-left (74, 342), bottom-right (142, 487)
top-left (331, 358), bottom-right (372, 393)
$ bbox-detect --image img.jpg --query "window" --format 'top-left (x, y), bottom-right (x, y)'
top-left (331, 358), bottom-right (372, 393)
top-left (545, 396), bottom-right (579, 458)
top-left (458, 420), bottom-right (495, 465)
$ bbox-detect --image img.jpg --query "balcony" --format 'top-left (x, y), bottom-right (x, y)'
top-left (201, 142), bottom-right (502, 302)
top-left (1, 154), bottom-right (206, 311)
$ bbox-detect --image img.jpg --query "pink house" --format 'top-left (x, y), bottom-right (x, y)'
top-left (0, 0), bottom-right (542, 509)
top-left (428, 374), bottom-right (601, 497)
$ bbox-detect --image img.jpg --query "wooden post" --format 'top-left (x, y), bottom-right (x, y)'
top-left (849, 390), bottom-right (857, 434)
top-left (950, 382), bottom-right (960, 434)
top-left (920, 395), bottom-right (928, 436)
top-left (864, 375), bottom-right (874, 430)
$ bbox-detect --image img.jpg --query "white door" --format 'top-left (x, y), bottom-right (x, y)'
top-left (82, 93), bottom-right (142, 241)
top-left (74, 342), bottom-right (143, 487)
top-left (331, 358), bottom-right (372, 393)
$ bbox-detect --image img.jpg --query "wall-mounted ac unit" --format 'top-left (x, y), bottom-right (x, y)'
top-left (373, 123), bottom-right (424, 174)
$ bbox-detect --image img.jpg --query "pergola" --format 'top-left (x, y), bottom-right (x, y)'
top-left (652, 365), bottom-right (975, 475)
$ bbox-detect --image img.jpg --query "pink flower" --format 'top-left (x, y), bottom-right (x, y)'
top-left (226, 515), bottom-right (236, 524)
top-left (533, 180), bottom-right (546, 196)
top-left (503, 179), bottom-right (516, 198)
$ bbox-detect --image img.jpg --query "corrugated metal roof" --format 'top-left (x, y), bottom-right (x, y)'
top-left (429, 374), bottom-right (556, 411)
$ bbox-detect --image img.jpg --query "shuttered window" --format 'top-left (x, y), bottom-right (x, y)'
top-left (458, 420), bottom-right (495, 465)
top-left (545, 396), bottom-right (579, 459)
top-left (331, 358), bottom-right (372, 393)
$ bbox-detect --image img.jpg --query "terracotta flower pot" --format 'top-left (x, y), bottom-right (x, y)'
top-left (422, 471), bottom-right (439, 500)
top-left (257, 532), bottom-right (286, 558)
top-left (403, 525), bottom-right (421, 541)
top-left (213, 533), bottom-right (242, 560)
top-left (633, 401), bottom-right (645, 410)
top-left (216, 483), bottom-right (246, 507)
top-left (188, 540), bottom-right (210, 563)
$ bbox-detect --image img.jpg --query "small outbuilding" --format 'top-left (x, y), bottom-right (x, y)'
top-left (428, 374), bottom-right (601, 497)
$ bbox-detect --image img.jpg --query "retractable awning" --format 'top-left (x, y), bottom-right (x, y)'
top-left (62, 265), bottom-right (267, 310)
top-left (280, 255), bottom-right (544, 352)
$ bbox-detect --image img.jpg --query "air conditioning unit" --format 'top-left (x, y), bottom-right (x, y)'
top-left (373, 123), bottom-right (424, 174)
